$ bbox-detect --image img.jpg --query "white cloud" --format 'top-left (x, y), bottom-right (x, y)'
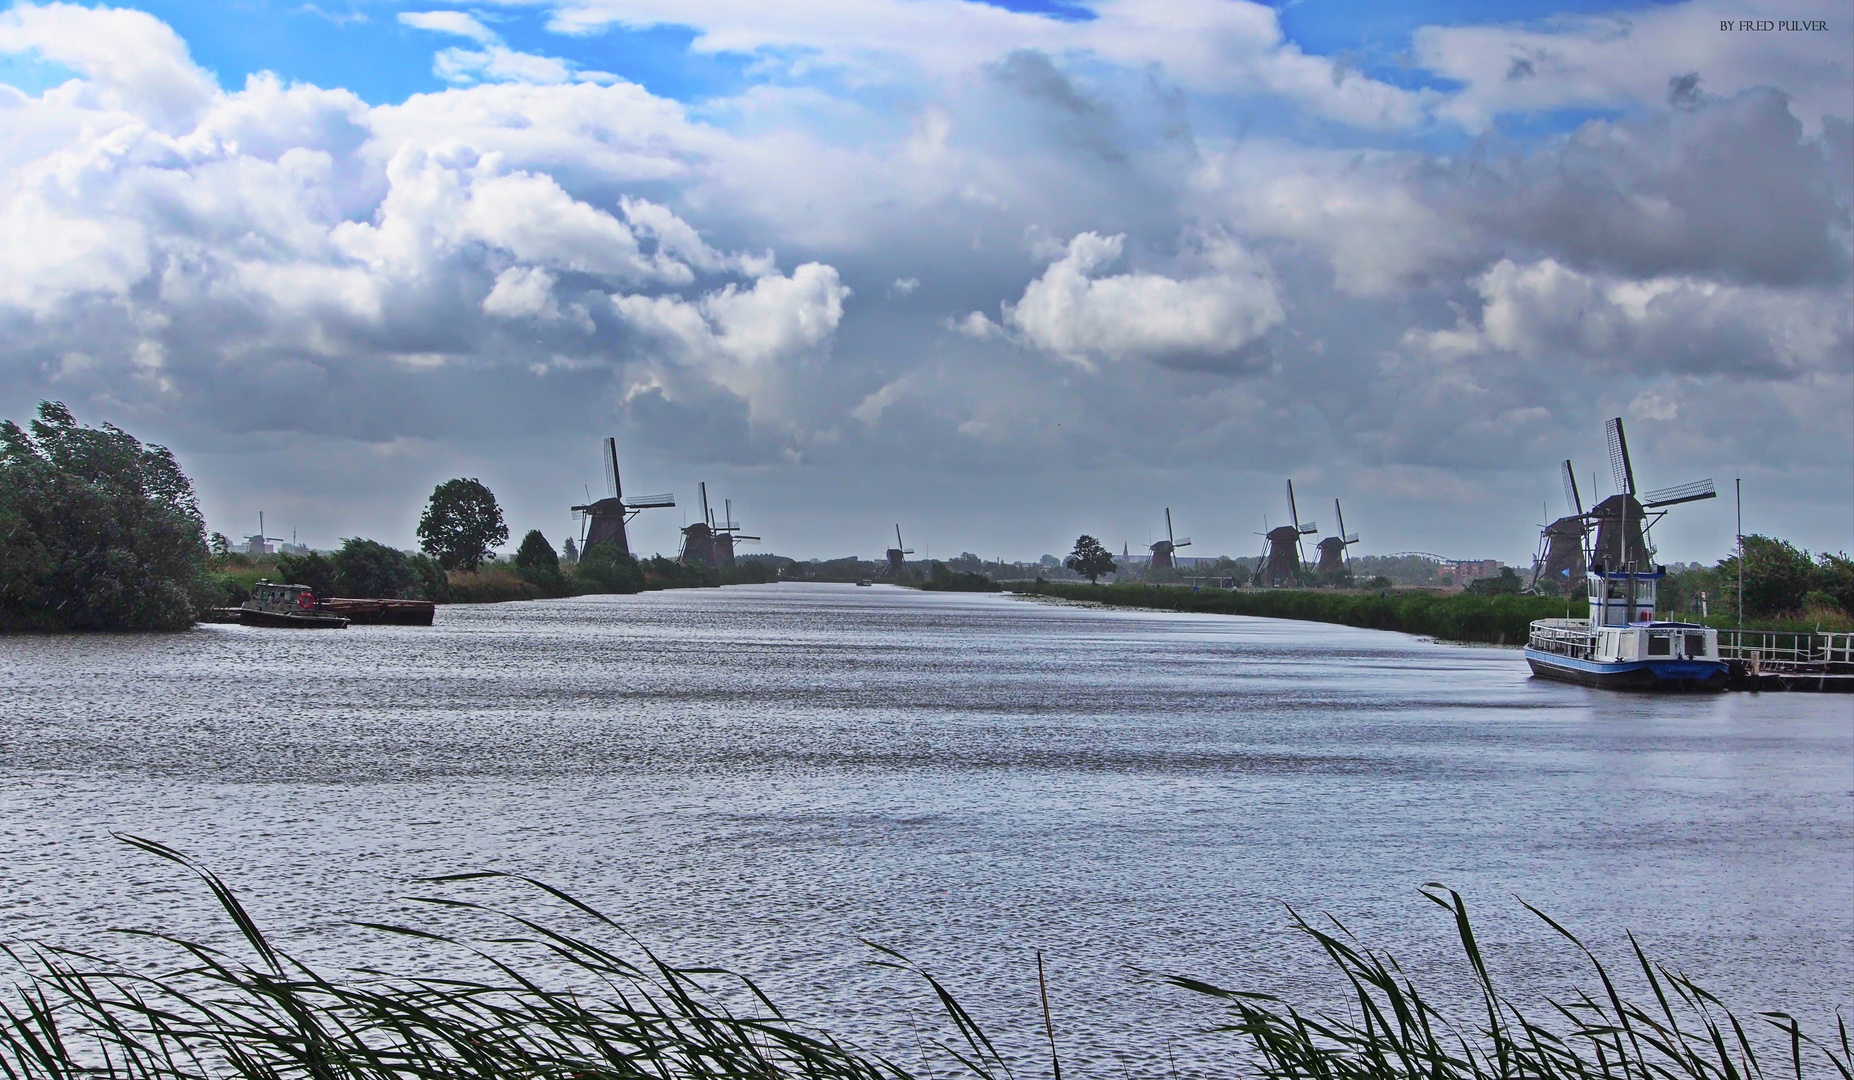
top-left (1414, 0), bottom-right (1852, 132)
top-left (0, 1), bottom-right (215, 131)
top-left (994, 232), bottom-right (1283, 367)
top-left (397, 10), bottom-right (496, 44)
top-left (613, 262), bottom-right (851, 368)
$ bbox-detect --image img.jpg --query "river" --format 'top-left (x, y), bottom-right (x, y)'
top-left (2, 583), bottom-right (1849, 1072)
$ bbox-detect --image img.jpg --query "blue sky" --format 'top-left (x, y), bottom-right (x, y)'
top-left (0, 0), bottom-right (1847, 561)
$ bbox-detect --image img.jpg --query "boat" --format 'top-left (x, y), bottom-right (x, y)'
top-left (856, 579), bottom-right (873, 587)
top-left (239, 582), bottom-right (349, 628)
top-left (1526, 565), bottom-right (1727, 691)
top-left (1523, 417), bottom-right (1726, 692)
top-left (317, 596), bottom-right (435, 625)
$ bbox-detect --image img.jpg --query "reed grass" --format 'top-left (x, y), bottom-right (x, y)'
top-left (3, 841), bottom-right (1844, 1080)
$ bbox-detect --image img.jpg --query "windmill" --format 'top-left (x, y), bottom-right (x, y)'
top-left (1529, 460), bottom-right (1590, 595)
top-left (571, 437), bottom-right (675, 557)
top-left (1315, 499), bottom-right (1359, 580)
top-left (1148, 508), bottom-right (1192, 570)
top-left (680, 483), bottom-right (760, 568)
top-left (242, 511), bottom-right (285, 557)
top-left (1586, 417), bottom-right (1715, 573)
top-left (1256, 480), bottom-right (1319, 586)
top-left (883, 525), bottom-right (915, 577)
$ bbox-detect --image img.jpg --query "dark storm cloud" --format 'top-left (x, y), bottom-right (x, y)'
top-left (1462, 88), bottom-right (1851, 287)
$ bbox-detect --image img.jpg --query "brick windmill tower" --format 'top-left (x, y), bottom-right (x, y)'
top-left (1314, 499), bottom-right (1359, 580)
top-left (883, 524), bottom-right (915, 577)
top-left (1255, 480), bottom-right (1318, 587)
top-left (1148, 508), bottom-right (1192, 570)
top-left (1530, 459), bottom-right (1590, 595)
top-left (571, 437), bottom-right (674, 556)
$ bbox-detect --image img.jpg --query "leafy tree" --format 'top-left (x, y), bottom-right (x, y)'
top-left (333, 539), bottom-right (416, 598)
top-left (1718, 535), bottom-right (1817, 618)
top-left (209, 532), bottom-right (230, 557)
top-left (562, 537), bottom-right (579, 564)
top-left (1064, 534), bottom-right (1116, 584)
top-left (0, 401), bottom-right (208, 631)
top-left (417, 478), bottom-right (507, 571)
top-left (407, 553), bottom-right (451, 602)
top-left (513, 529), bottom-right (566, 595)
top-left (1814, 552), bottom-right (1854, 615)
top-left (275, 551), bottom-right (339, 597)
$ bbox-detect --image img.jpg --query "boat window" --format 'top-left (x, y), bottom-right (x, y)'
top-left (1685, 633), bottom-right (1707, 657)
top-left (1607, 581), bottom-right (1627, 599)
top-left (1647, 633), bottom-right (1672, 656)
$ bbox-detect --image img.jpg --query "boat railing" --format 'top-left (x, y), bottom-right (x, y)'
top-left (1528, 618), bottom-right (1595, 660)
top-left (1717, 630), bottom-right (1854, 671)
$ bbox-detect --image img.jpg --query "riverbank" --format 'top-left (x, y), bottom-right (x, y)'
top-left (1014, 580), bottom-right (1577, 645)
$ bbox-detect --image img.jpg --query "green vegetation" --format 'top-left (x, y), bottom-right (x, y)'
top-left (417, 478), bottom-right (509, 572)
top-left (206, 540), bottom-right (448, 605)
top-left (1659, 536), bottom-right (1853, 630)
top-left (0, 402), bottom-right (209, 631)
top-left (513, 528), bottom-right (567, 594)
top-left (1019, 580), bottom-right (1575, 645)
top-left (1063, 534), bottom-right (1116, 584)
top-left (3, 838), bottom-right (1845, 1080)
top-left (916, 560), bottom-right (1001, 592)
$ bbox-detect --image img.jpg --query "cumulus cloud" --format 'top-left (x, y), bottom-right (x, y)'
top-left (613, 263), bottom-right (851, 368)
top-left (989, 232), bottom-right (1283, 368)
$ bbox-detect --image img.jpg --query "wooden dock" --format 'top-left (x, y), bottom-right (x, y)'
top-left (1719, 630), bottom-right (1854, 692)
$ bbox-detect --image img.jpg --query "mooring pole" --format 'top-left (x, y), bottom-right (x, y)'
top-left (1735, 477), bottom-right (1743, 633)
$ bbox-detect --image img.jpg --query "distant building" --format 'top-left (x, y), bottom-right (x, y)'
top-left (1438, 559), bottom-right (1503, 584)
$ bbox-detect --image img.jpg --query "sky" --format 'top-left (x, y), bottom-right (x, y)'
top-left (0, 0), bottom-right (1848, 565)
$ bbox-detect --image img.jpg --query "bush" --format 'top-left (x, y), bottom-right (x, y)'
top-left (274, 550), bottom-right (339, 596)
top-left (443, 565), bottom-right (541, 604)
top-left (573, 544), bottom-right (646, 594)
top-left (1463, 566), bottom-right (1522, 596)
top-left (0, 402), bottom-right (208, 631)
top-left (333, 538), bottom-right (418, 598)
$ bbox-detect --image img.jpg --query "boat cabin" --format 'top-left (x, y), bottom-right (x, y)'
top-left (247, 582), bottom-right (318, 613)
top-left (1587, 622), bottom-right (1716, 664)
top-left (1586, 561), bottom-right (1661, 627)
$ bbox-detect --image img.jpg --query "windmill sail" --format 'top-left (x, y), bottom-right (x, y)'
top-left (1561, 459), bottom-right (1583, 517)
top-left (574, 436), bottom-right (673, 557)
top-left (1605, 417), bottom-right (1635, 497)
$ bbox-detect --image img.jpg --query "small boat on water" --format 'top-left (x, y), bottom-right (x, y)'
top-left (856, 579), bottom-right (873, 587)
top-left (1524, 417), bottom-right (1726, 692)
top-left (240, 582), bottom-right (349, 628)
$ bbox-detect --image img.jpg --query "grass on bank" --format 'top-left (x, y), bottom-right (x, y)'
top-left (3, 837), bottom-right (1846, 1080)
top-left (1016, 581), bottom-right (1582, 645)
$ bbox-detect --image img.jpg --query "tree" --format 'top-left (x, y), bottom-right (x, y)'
top-left (562, 537), bottom-right (579, 565)
top-left (1718, 534), bottom-right (1817, 618)
top-left (333, 539), bottom-right (416, 598)
top-left (275, 551), bottom-right (338, 597)
top-left (513, 529), bottom-right (566, 595)
top-left (1064, 534), bottom-right (1116, 584)
top-left (0, 401), bottom-right (208, 631)
top-left (417, 478), bottom-right (507, 571)
top-left (575, 543), bottom-right (645, 594)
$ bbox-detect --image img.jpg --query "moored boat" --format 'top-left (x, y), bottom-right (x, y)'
top-left (239, 582), bottom-right (349, 628)
top-left (1524, 417), bottom-right (1725, 692)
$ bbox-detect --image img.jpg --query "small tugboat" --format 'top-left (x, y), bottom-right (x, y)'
top-left (1524, 418), bottom-right (1726, 691)
top-left (239, 582), bottom-right (349, 628)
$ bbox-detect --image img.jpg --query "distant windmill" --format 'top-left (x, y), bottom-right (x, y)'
top-left (1315, 499), bottom-right (1359, 579)
top-left (1148, 508), bottom-right (1192, 570)
top-left (680, 483), bottom-right (760, 568)
top-left (242, 511), bottom-right (284, 557)
top-left (1586, 417), bottom-right (1715, 572)
top-left (1529, 460), bottom-right (1591, 595)
top-left (571, 437), bottom-right (675, 557)
top-left (1256, 480), bottom-right (1318, 587)
top-left (883, 524), bottom-right (915, 577)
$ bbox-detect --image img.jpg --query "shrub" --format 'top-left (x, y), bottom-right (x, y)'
top-left (573, 544), bottom-right (646, 593)
top-left (333, 538), bottom-right (418, 598)
top-left (513, 529), bottom-right (567, 596)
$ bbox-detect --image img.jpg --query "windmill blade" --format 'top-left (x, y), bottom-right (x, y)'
top-left (1561, 459), bottom-right (1583, 517)
top-left (699, 482), bottom-right (711, 527)
top-left (1173, 537), bottom-right (1192, 547)
top-left (1343, 533), bottom-right (1360, 544)
top-left (1642, 478), bottom-right (1717, 508)
top-left (624, 492), bottom-right (675, 509)
top-left (896, 523), bottom-right (905, 549)
top-left (732, 534), bottom-right (761, 542)
top-left (1604, 417), bottom-right (1635, 497)
top-left (604, 437), bottom-right (621, 499)
top-left (1165, 508), bottom-right (1175, 546)
top-left (1286, 479), bottom-right (1300, 530)
top-left (1298, 521), bottom-right (1319, 535)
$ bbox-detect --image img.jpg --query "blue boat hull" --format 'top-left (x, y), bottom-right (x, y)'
top-left (1525, 648), bottom-right (1729, 692)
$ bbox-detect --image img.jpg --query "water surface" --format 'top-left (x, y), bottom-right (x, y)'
top-left (2, 585), bottom-right (1848, 1070)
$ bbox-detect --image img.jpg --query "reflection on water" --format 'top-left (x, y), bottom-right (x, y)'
top-left (2, 584), bottom-right (1849, 1069)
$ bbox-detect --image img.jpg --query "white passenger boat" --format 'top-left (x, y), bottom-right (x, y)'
top-left (1523, 417), bottom-right (1726, 692)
